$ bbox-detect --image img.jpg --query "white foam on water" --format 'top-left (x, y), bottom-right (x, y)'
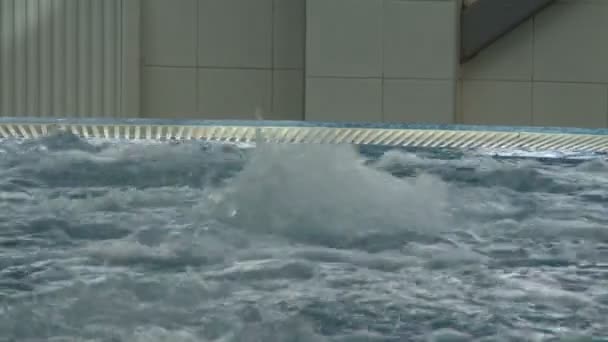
top-left (2, 134), bottom-right (608, 341)
top-left (210, 142), bottom-right (451, 247)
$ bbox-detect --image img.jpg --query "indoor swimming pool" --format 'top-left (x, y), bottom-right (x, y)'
top-left (0, 119), bottom-right (607, 341)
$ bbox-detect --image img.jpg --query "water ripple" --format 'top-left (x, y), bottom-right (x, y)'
top-left (0, 134), bottom-right (607, 341)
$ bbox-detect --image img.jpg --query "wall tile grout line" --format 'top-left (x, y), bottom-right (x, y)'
top-left (119, 0), bottom-right (123, 117)
top-left (100, 0), bottom-right (105, 117)
top-left (308, 75), bottom-right (455, 81)
top-left (195, 0), bottom-right (201, 117)
top-left (0, 0), bottom-right (3, 116)
top-left (23, 1), bottom-right (28, 117)
top-left (380, 0), bottom-right (385, 122)
top-left (301, 0), bottom-right (306, 119)
top-left (454, 0), bottom-right (461, 124)
top-left (11, 0), bottom-right (16, 116)
top-left (531, 15), bottom-right (536, 126)
top-left (606, 84), bottom-right (608, 127)
top-left (141, 64), bottom-right (304, 73)
top-left (461, 78), bottom-right (608, 86)
top-left (270, 0), bottom-right (275, 119)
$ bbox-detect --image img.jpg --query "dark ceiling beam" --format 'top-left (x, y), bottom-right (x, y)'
top-left (460, 0), bottom-right (556, 63)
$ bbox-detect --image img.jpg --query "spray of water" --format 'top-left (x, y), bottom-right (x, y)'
top-left (210, 142), bottom-right (451, 250)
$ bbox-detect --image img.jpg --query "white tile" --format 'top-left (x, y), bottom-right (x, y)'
top-left (383, 0), bottom-right (458, 79)
top-left (142, 67), bottom-right (197, 118)
top-left (198, 69), bottom-right (272, 119)
top-left (199, 0), bottom-right (272, 68)
top-left (383, 79), bottom-right (455, 124)
top-left (274, 0), bottom-right (305, 69)
top-left (305, 77), bottom-right (382, 122)
top-left (462, 20), bottom-right (533, 81)
top-left (142, 0), bottom-right (197, 66)
top-left (462, 81), bottom-right (532, 126)
top-left (306, 0), bottom-right (383, 77)
top-left (533, 82), bottom-right (608, 128)
top-left (534, 1), bottom-right (608, 82)
top-left (272, 70), bottom-right (304, 120)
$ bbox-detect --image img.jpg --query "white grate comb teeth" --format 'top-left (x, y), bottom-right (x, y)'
top-left (0, 118), bottom-right (607, 153)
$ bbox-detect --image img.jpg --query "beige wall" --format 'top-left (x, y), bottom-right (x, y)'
top-left (460, 0), bottom-right (608, 128)
top-left (140, 0), bottom-right (305, 121)
top-left (140, 0), bottom-right (608, 128)
top-left (1, 0), bottom-right (597, 127)
top-left (139, 0), bottom-right (461, 123)
top-left (304, 0), bottom-right (459, 124)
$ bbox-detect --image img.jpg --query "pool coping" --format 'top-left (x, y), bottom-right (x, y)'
top-left (1, 117), bottom-right (607, 153)
top-left (1, 116), bottom-right (608, 136)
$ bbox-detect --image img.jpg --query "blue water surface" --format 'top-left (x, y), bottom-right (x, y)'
top-left (1, 132), bottom-right (607, 341)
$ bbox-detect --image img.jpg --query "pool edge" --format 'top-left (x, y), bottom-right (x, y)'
top-left (0, 117), bottom-right (607, 153)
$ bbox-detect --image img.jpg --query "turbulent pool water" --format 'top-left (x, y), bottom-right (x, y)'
top-left (1, 133), bottom-right (608, 341)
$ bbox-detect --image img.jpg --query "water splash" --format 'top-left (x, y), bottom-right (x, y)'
top-left (211, 142), bottom-right (450, 250)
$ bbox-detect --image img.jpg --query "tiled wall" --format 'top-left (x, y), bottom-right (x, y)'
top-left (140, 0), bottom-right (608, 128)
top-left (461, 0), bottom-right (608, 128)
top-left (305, 0), bottom-right (459, 123)
top-left (141, 0), bottom-right (305, 120)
